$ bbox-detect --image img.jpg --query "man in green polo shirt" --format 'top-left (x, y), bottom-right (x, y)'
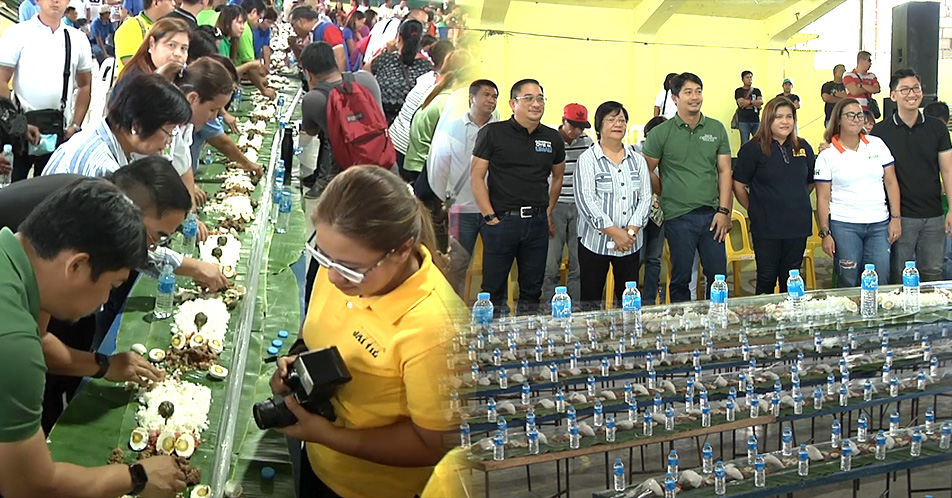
top-left (0, 178), bottom-right (186, 498)
top-left (643, 72), bottom-right (732, 303)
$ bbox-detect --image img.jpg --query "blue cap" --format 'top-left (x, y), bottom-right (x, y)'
top-left (260, 466), bottom-right (276, 480)
top-left (272, 339), bottom-right (284, 348)
top-left (789, 269), bottom-right (800, 276)
top-left (278, 330), bottom-right (289, 338)
top-left (555, 286), bottom-right (567, 293)
top-left (865, 264), bottom-right (876, 270)
top-left (477, 292), bottom-right (490, 300)
top-left (625, 281), bottom-right (637, 288)
top-left (714, 274), bottom-right (726, 281)
top-left (281, 190), bottom-right (292, 199)
top-left (267, 346), bottom-right (279, 355)
top-left (905, 261), bottom-right (916, 267)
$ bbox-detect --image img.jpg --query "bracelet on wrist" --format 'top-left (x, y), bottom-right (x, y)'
top-left (890, 215), bottom-right (901, 219)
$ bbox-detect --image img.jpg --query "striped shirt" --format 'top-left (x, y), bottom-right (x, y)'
top-left (574, 142), bottom-right (652, 256)
top-left (42, 118), bottom-right (128, 177)
top-left (558, 132), bottom-right (594, 204)
top-left (389, 71), bottom-right (437, 155)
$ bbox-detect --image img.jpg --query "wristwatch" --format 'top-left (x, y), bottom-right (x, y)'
top-left (69, 123), bottom-right (82, 133)
top-left (92, 352), bottom-right (110, 379)
top-left (128, 463), bottom-right (148, 495)
top-left (716, 207), bottom-right (731, 216)
top-left (483, 213), bottom-right (497, 223)
top-left (818, 228), bottom-right (831, 238)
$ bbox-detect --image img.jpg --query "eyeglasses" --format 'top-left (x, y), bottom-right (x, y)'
top-left (148, 232), bottom-right (172, 250)
top-left (514, 95), bottom-right (546, 105)
top-left (604, 116), bottom-right (628, 125)
top-left (841, 112), bottom-right (865, 121)
top-left (304, 233), bottom-right (394, 284)
top-left (156, 126), bottom-right (180, 145)
top-left (896, 86), bottom-right (922, 97)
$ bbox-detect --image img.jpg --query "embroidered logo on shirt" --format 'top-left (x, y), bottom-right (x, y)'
top-left (794, 148), bottom-right (807, 157)
top-left (699, 134), bottom-right (717, 143)
top-left (352, 329), bottom-right (386, 358)
top-left (535, 140), bottom-right (552, 153)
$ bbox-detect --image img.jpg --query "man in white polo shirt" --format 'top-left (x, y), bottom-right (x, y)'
top-left (0, 0), bottom-right (93, 182)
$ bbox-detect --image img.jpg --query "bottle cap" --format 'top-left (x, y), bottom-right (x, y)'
top-left (789, 269), bottom-right (800, 276)
top-left (272, 339), bottom-right (284, 348)
top-left (865, 264), bottom-right (875, 270)
top-left (278, 330), bottom-right (289, 338)
top-left (260, 466), bottom-right (276, 480)
top-left (625, 281), bottom-right (637, 288)
top-left (555, 286), bottom-right (567, 293)
top-left (477, 292), bottom-right (491, 300)
top-left (906, 261), bottom-right (916, 267)
top-left (267, 346), bottom-right (279, 355)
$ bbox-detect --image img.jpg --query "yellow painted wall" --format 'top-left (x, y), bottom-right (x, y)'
top-left (471, 2), bottom-right (841, 153)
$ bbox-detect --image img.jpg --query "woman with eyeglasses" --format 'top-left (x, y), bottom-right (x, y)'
top-left (43, 74), bottom-right (192, 178)
top-left (270, 166), bottom-right (461, 498)
top-left (733, 96), bottom-right (816, 294)
top-left (574, 101), bottom-right (652, 310)
top-left (815, 98), bottom-right (901, 288)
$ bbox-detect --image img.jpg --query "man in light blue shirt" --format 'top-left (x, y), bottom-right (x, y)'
top-left (19, 0), bottom-right (39, 22)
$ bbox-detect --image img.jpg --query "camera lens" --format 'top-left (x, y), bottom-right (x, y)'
top-left (253, 395), bottom-right (298, 430)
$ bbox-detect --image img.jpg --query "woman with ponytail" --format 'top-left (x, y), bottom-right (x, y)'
top-left (370, 18), bottom-right (433, 124)
top-left (270, 165), bottom-right (461, 498)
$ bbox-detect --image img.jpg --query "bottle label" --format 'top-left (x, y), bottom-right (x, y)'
top-left (787, 281), bottom-right (804, 298)
top-left (183, 224), bottom-right (197, 238)
top-left (623, 294), bottom-right (641, 311)
top-left (279, 198), bottom-right (293, 213)
top-left (903, 273), bottom-right (920, 287)
top-left (861, 274), bottom-right (878, 291)
top-left (158, 280), bottom-right (175, 294)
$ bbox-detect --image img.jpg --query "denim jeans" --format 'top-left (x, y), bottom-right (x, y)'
top-left (890, 216), bottom-right (945, 283)
top-left (480, 210), bottom-right (549, 316)
top-left (738, 121), bottom-right (760, 146)
top-left (829, 219), bottom-right (890, 288)
top-left (640, 221), bottom-right (664, 305)
top-left (450, 211), bottom-right (482, 257)
top-left (664, 208), bottom-right (727, 302)
top-left (543, 202), bottom-right (580, 307)
top-left (944, 236), bottom-right (952, 280)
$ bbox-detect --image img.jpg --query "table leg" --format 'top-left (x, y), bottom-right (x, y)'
top-left (526, 465), bottom-right (532, 492)
top-left (604, 452), bottom-right (609, 491)
top-left (485, 470), bottom-right (490, 498)
top-left (565, 458), bottom-right (571, 498)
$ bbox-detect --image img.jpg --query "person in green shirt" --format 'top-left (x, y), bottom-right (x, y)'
top-left (208, 1), bottom-right (276, 99)
top-left (643, 72), bottom-right (732, 303)
top-left (0, 178), bottom-right (187, 498)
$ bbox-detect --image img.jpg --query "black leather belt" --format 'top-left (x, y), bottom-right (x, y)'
top-left (499, 206), bottom-right (545, 218)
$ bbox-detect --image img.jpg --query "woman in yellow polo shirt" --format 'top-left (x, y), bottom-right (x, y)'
top-left (270, 166), bottom-right (463, 498)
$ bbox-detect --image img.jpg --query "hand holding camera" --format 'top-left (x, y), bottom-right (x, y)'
top-left (255, 347), bottom-right (351, 431)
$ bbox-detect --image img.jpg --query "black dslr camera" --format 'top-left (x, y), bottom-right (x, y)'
top-left (253, 347), bottom-right (352, 430)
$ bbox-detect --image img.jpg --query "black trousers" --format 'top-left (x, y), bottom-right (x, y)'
top-left (752, 235), bottom-right (807, 295)
top-left (12, 151), bottom-right (53, 182)
top-left (577, 241), bottom-right (641, 311)
top-left (299, 445), bottom-right (345, 498)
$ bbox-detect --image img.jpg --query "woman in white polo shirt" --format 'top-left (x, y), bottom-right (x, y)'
top-left (815, 98), bottom-right (901, 287)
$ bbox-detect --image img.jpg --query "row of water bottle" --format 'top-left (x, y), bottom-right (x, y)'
top-left (861, 262), bottom-right (921, 317)
top-left (271, 160), bottom-right (292, 233)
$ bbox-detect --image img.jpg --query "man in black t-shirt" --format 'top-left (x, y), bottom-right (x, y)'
top-left (733, 70), bottom-right (763, 145)
top-left (820, 64), bottom-right (847, 127)
top-left (871, 68), bottom-right (952, 284)
top-left (775, 78), bottom-right (801, 109)
top-left (471, 78), bottom-right (566, 316)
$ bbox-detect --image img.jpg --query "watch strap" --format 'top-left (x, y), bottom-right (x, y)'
top-left (128, 463), bottom-right (148, 495)
top-left (716, 207), bottom-right (731, 215)
top-left (92, 352), bottom-right (110, 379)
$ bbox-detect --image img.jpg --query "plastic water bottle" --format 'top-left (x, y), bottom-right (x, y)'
top-left (665, 404), bottom-right (675, 431)
top-left (841, 439), bottom-right (853, 470)
top-left (814, 385), bottom-right (823, 410)
top-left (890, 373), bottom-right (899, 397)
top-left (726, 397), bottom-right (736, 421)
top-left (890, 409), bottom-right (900, 436)
top-left (622, 281), bottom-right (642, 337)
top-left (754, 454), bottom-right (765, 487)
top-left (498, 368), bottom-right (507, 389)
top-left (204, 147), bottom-right (213, 165)
top-left (605, 414), bottom-right (616, 442)
top-left (569, 424), bottom-right (580, 449)
top-left (858, 413), bottom-right (869, 442)
top-left (798, 444), bottom-right (809, 476)
top-left (932, 357), bottom-right (939, 377)
top-left (586, 374), bottom-right (596, 397)
top-left (876, 430), bottom-right (887, 460)
top-left (839, 385), bottom-right (849, 407)
top-left (270, 183), bottom-right (282, 223)
top-left (0, 144), bottom-right (13, 188)
top-left (794, 391), bottom-right (803, 415)
top-left (181, 212), bottom-right (198, 257)
top-left (709, 275), bottom-right (728, 328)
top-left (612, 458), bottom-right (625, 492)
top-left (234, 86), bottom-right (243, 109)
top-left (750, 396), bottom-right (759, 418)
top-left (487, 397), bottom-right (497, 422)
top-left (643, 410), bottom-right (653, 436)
top-left (714, 461), bottom-right (726, 495)
top-left (276, 190), bottom-right (292, 233)
top-left (460, 419), bottom-right (471, 448)
top-left (747, 434), bottom-right (758, 464)
top-left (861, 264), bottom-right (878, 318)
top-left (782, 427), bottom-right (793, 456)
top-left (551, 286), bottom-right (571, 324)
top-left (628, 400), bottom-right (638, 422)
top-left (926, 407), bottom-right (936, 435)
top-left (787, 269), bottom-right (805, 320)
top-left (663, 472), bottom-right (676, 498)
top-left (556, 389), bottom-right (565, 413)
top-left (521, 382), bottom-right (530, 405)
top-left (472, 292), bottom-right (493, 327)
top-left (527, 425), bottom-right (539, 455)
top-left (493, 430), bottom-right (504, 461)
top-left (497, 416), bottom-right (508, 443)
top-left (940, 421), bottom-right (951, 449)
top-left (154, 264), bottom-right (175, 320)
top-left (593, 400), bottom-right (604, 427)
top-left (831, 419), bottom-right (842, 448)
top-left (702, 403), bottom-right (711, 427)
top-left (919, 370), bottom-right (927, 391)
top-left (909, 426), bottom-right (923, 456)
top-left (903, 261), bottom-right (920, 313)
top-left (667, 449), bottom-right (679, 479)
top-left (567, 405), bottom-right (577, 424)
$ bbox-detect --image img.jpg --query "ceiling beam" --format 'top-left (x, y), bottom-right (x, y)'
top-left (633, 0), bottom-right (687, 39)
top-left (479, 0), bottom-right (511, 27)
top-left (764, 0), bottom-right (845, 48)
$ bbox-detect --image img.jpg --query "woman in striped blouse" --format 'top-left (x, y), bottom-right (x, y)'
top-left (574, 101), bottom-right (652, 310)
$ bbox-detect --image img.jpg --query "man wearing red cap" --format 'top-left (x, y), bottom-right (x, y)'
top-left (542, 103), bottom-right (593, 308)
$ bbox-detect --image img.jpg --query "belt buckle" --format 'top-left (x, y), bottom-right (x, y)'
top-left (519, 206), bottom-right (533, 218)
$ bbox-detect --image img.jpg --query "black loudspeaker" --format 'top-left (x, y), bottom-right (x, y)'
top-left (890, 1), bottom-right (939, 100)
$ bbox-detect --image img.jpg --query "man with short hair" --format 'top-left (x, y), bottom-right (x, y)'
top-left (92, 5), bottom-right (116, 58)
top-left (377, 0), bottom-right (392, 18)
top-left (253, 7), bottom-right (278, 68)
top-left (645, 72), bottom-right (732, 303)
top-left (289, 6), bottom-right (347, 72)
top-left (733, 70), bottom-right (763, 145)
top-left (391, 0), bottom-right (408, 18)
top-left (924, 101), bottom-right (950, 126)
top-left (114, 0), bottom-right (175, 73)
top-left (471, 79), bottom-right (566, 316)
top-left (542, 103), bottom-right (592, 308)
top-left (844, 50), bottom-right (881, 113)
top-left (427, 79), bottom-right (498, 294)
top-left (0, 0), bottom-right (93, 181)
top-left (0, 177), bottom-right (187, 498)
top-left (163, 0), bottom-right (206, 28)
top-left (64, 6), bottom-right (79, 26)
top-left (870, 68), bottom-right (952, 284)
top-left (776, 78), bottom-right (800, 109)
top-left (821, 64), bottom-right (848, 127)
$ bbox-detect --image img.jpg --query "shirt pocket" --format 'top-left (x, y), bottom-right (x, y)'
top-left (594, 172), bottom-right (613, 193)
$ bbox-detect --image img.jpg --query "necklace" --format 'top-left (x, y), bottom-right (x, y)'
top-left (778, 145), bottom-right (790, 164)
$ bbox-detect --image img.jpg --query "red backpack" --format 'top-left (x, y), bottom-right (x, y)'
top-left (317, 73), bottom-right (396, 170)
